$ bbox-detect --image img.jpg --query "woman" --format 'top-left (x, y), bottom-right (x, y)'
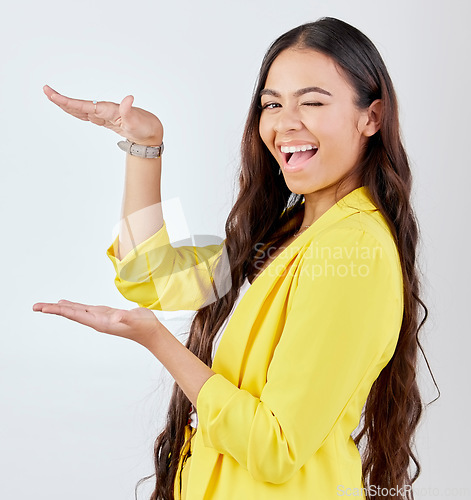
top-left (33, 17), bottom-right (432, 500)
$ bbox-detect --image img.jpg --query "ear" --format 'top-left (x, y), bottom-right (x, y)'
top-left (360, 99), bottom-right (382, 137)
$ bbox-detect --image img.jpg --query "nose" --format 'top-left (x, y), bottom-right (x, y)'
top-left (273, 106), bottom-right (303, 134)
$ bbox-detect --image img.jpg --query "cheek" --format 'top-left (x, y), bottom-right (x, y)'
top-left (316, 111), bottom-right (346, 138)
top-left (317, 113), bottom-right (360, 151)
top-left (258, 118), bottom-right (274, 151)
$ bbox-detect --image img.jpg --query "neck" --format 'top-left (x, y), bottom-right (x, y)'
top-left (301, 181), bottom-right (361, 227)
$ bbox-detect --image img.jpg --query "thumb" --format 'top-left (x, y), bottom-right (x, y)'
top-left (113, 308), bottom-right (131, 326)
top-left (119, 94), bottom-right (134, 119)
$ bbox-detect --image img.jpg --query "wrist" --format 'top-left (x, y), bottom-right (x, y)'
top-left (143, 323), bottom-right (174, 365)
top-left (118, 139), bottom-right (164, 159)
top-left (137, 322), bottom-right (163, 351)
top-left (133, 137), bottom-right (163, 147)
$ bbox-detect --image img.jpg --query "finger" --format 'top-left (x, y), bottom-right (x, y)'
top-left (44, 85), bottom-right (97, 116)
top-left (33, 300), bottom-right (90, 312)
top-left (50, 93), bottom-right (94, 115)
top-left (88, 116), bottom-right (107, 126)
top-left (37, 303), bottom-right (132, 337)
top-left (33, 302), bottom-right (53, 311)
top-left (53, 102), bottom-right (89, 121)
top-left (46, 89), bottom-right (97, 116)
top-left (43, 84), bottom-right (61, 100)
top-left (44, 85), bottom-right (120, 124)
top-left (56, 299), bottom-right (91, 310)
top-left (119, 95), bottom-right (134, 119)
top-left (39, 303), bottom-right (96, 326)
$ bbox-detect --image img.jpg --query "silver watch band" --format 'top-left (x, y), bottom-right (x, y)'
top-left (117, 139), bottom-right (164, 158)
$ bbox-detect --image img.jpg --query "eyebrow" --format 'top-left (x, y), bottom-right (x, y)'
top-left (260, 86), bottom-right (333, 98)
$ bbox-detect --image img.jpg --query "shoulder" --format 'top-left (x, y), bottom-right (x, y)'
top-left (295, 209), bottom-right (403, 302)
top-left (305, 208), bottom-right (400, 270)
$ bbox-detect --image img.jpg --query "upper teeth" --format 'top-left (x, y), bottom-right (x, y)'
top-left (281, 145), bottom-right (317, 153)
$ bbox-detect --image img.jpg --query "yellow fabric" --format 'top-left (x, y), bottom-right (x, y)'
top-left (106, 186), bottom-right (404, 500)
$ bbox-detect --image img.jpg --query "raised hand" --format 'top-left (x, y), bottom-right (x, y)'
top-left (32, 299), bottom-right (161, 348)
top-left (43, 85), bottom-right (163, 146)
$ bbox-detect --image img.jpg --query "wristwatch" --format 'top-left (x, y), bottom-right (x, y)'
top-left (117, 139), bottom-right (164, 158)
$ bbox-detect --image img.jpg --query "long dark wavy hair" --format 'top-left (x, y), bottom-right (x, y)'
top-left (137, 17), bottom-right (439, 500)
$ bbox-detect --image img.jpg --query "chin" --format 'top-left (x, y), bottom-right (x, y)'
top-left (282, 176), bottom-right (319, 195)
top-left (286, 185), bottom-right (308, 196)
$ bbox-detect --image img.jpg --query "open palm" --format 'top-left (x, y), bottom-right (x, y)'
top-left (43, 85), bottom-right (163, 146)
top-left (32, 299), bottom-right (161, 347)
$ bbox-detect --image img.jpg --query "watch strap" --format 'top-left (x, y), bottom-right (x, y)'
top-left (117, 139), bottom-right (164, 158)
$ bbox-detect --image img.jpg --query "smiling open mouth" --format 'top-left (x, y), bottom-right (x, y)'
top-left (281, 145), bottom-right (318, 167)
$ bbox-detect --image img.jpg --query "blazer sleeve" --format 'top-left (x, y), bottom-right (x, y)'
top-left (105, 221), bottom-right (229, 311)
top-left (196, 225), bottom-right (404, 484)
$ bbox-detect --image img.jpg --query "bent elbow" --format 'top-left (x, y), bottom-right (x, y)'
top-left (247, 447), bottom-right (300, 485)
top-left (248, 462), bottom-right (299, 485)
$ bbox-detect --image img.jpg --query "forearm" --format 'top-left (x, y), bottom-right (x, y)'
top-left (146, 321), bottom-right (216, 410)
top-left (117, 153), bottom-right (164, 260)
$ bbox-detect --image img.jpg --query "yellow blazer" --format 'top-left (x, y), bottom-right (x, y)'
top-left (106, 186), bottom-right (404, 500)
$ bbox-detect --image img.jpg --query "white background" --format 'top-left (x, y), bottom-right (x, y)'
top-left (1, 0), bottom-right (469, 498)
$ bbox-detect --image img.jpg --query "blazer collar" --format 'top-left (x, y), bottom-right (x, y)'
top-left (296, 185), bottom-right (378, 236)
top-left (253, 185), bottom-right (379, 286)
